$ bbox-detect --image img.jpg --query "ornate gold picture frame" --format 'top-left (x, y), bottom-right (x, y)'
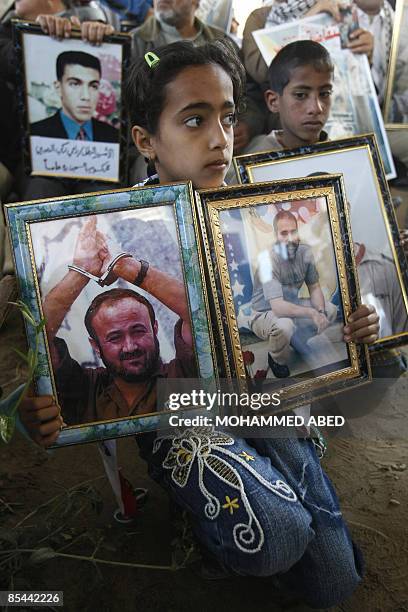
top-left (196, 175), bottom-right (371, 411)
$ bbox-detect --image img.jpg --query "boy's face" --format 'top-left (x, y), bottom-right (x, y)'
top-left (265, 65), bottom-right (333, 148)
top-left (133, 64), bottom-right (235, 189)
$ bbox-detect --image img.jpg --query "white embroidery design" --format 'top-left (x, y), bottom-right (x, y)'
top-left (153, 427), bottom-right (297, 554)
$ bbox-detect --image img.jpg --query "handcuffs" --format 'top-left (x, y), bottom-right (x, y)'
top-left (68, 252), bottom-right (133, 287)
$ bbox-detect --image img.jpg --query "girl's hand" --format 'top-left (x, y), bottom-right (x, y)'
top-left (19, 395), bottom-right (64, 448)
top-left (343, 304), bottom-right (380, 344)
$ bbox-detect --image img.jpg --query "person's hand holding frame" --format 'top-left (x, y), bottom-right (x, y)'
top-left (36, 14), bottom-right (114, 45)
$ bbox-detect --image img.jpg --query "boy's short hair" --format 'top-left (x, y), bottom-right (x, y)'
top-left (268, 40), bottom-right (334, 95)
top-left (124, 39), bottom-right (246, 133)
top-left (56, 51), bottom-right (101, 81)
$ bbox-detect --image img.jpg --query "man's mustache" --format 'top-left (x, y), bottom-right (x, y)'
top-left (274, 240), bottom-right (300, 260)
top-left (120, 349), bottom-right (144, 361)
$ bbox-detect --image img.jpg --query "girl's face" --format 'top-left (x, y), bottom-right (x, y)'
top-left (136, 64), bottom-right (235, 189)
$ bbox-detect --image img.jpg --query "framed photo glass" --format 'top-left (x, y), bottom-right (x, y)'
top-left (196, 175), bottom-right (371, 411)
top-left (384, 0), bottom-right (408, 128)
top-left (4, 183), bottom-right (217, 447)
top-left (13, 21), bottom-right (131, 183)
top-left (234, 134), bottom-right (408, 351)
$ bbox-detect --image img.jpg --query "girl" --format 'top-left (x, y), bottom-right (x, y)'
top-left (20, 40), bottom-right (380, 608)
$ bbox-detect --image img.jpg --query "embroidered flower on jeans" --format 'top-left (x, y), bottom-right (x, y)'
top-left (154, 427), bottom-right (297, 554)
top-left (222, 496), bottom-right (240, 515)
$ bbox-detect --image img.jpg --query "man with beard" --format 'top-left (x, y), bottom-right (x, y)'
top-left (249, 210), bottom-right (337, 378)
top-left (43, 217), bottom-right (195, 425)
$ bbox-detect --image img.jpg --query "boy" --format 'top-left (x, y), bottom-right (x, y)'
top-left (239, 39), bottom-right (406, 404)
top-left (243, 40), bottom-right (333, 154)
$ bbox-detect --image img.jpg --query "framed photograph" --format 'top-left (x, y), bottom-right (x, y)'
top-left (252, 13), bottom-right (396, 179)
top-left (383, 0), bottom-right (408, 128)
top-left (13, 21), bottom-right (131, 183)
top-left (196, 175), bottom-right (371, 411)
top-left (234, 133), bottom-right (408, 351)
top-left (4, 183), bottom-right (217, 447)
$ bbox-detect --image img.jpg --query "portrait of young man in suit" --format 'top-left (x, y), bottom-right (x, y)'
top-left (30, 50), bottom-right (119, 143)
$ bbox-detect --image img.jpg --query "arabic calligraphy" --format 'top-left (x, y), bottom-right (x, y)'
top-left (30, 136), bottom-right (120, 180)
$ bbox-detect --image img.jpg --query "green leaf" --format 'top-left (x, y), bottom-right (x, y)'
top-left (20, 309), bottom-right (36, 327)
top-left (0, 414), bottom-right (15, 444)
top-left (27, 348), bottom-right (36, 370)
top-left (10, 300), bottom-right (31, 318)
top-left (36, 317), bottom-right (46, 333)
top-left (28, 547), bottom-right (57, 565)
top-left (11, 347), bottom-right (29, 363)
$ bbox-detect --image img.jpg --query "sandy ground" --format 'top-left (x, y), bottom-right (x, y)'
top-left (1, 279), bottom-right (407, 612)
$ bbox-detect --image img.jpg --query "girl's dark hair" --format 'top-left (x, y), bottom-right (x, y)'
top-left (268, 40), bottom-right (334, 95)
top-left (125, 39), bottom-right (246, 133)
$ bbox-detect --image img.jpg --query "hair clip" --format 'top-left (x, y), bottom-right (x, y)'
top-left (144, 51), bottom-right (160, 69)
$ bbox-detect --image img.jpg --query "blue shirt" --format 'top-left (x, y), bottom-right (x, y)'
top-left (60, 110), bottom-right (94, 141)
top-left (100, 0), bottom-right (152, 21)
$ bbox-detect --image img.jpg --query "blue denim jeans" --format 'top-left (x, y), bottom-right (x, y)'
top-left (140, 429), bottom-right (363, 608)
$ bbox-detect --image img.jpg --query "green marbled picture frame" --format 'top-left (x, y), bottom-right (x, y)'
top-left (4, 183), bottom-right (217, 447)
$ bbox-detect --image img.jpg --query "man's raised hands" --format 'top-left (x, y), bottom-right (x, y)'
top-left (72, 217), bottom-right (111, 278)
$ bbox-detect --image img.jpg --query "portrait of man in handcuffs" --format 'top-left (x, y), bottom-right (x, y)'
top-left (40, 215), bottom-right (197, 426)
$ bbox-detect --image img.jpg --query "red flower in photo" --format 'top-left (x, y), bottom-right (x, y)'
top-left (96, 79), bottom-right (117, 117)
